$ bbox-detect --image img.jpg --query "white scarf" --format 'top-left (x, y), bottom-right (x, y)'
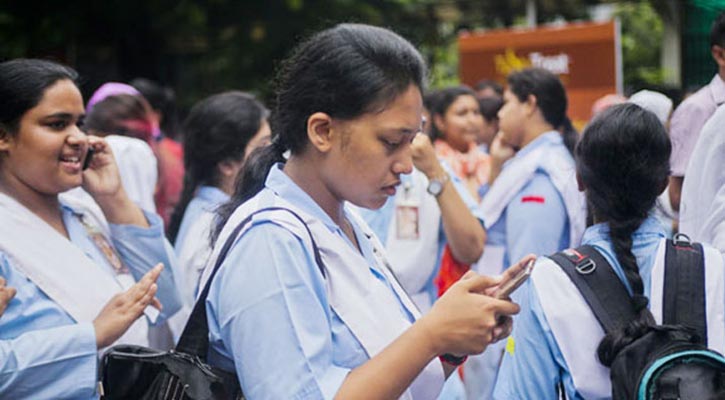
top-left (0, 191), bottom-right (148, 347)
top-left (475, 134), bottom-right (586, 276)
top-left (201, 193), bottom-right (445, 400)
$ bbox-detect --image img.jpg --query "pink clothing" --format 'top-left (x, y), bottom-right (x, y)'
top-left (154, 137), bottom-right (185, 227)
top-left (669, 74), bottom-right (725, 176)
top-left (434, 139), bottom-right (490, 202)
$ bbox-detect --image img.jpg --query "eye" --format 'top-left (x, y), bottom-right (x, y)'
top-left (383, 139), bottom-right (401, 151)
top-left (47, 120), bottom-right (69, 130)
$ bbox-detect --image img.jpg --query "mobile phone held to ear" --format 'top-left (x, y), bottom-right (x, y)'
top-left (82, 147), bottom-right (95, 171)
top-left (495, 259), bottom-right (535, 299)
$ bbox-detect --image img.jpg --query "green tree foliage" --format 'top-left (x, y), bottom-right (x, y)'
top-left (615, 1), bottom-right (665, 89)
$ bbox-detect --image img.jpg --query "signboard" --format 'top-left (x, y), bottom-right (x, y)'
top-left (458, 21), bottom-right (621, 126)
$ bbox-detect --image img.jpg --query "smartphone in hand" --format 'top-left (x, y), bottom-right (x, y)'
top-left (82, 147), bottom-right (95, 171)
top-left (494, 259), bottom-right (535, 299)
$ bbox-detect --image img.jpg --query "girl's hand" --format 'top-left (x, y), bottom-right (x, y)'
top-left (81, 136), bottom-right (123, 199)
top-left (0, 277), bottom-right (16, 317)
top-left (418, 272), bottom-right (520, 357)
top-left (411, 133), bottom-right (443, 179)
top-left (93, 264), bottom-right (163, 348)
top-left (489, 132), bottom-right (516, 166)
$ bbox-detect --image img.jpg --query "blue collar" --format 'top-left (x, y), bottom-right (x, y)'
top-left (582, 216), bottom-right (667, 245)
top-left (196, 185), bottom-right (229, 204)
top-left (264, 163), bottom-right (343, 233)
top-left (515, 130), bottom-right (563, 159)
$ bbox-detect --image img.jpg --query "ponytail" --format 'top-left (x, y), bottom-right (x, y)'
top-left (558, 116), bottom-right (578, 157)
top-left (167, 172), bottom-right (199, 243)
top-left (212, 142), bottom-right (285, 243)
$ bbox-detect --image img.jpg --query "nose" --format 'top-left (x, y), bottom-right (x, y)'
top-left (66, 125), bottom-right (88, 148)
top-left (392, 145), bottom-right (414, 175)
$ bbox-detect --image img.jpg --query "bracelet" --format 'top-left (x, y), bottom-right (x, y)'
top-left (439, 353), bottom-right (468, 366)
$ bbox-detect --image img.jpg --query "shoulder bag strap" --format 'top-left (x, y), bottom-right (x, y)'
top-left (663, 234), bottom-right (707, 342)
top-left (549, 245), bottom-right (637, 334)
top-left (175, 206), bottom-right (325, 358)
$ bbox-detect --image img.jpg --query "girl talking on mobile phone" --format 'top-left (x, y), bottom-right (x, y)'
top-left (0, 59), bottom-right (182, 399)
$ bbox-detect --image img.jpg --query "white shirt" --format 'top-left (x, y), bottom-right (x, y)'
top-left (680, 103), bottom-right (725, 254)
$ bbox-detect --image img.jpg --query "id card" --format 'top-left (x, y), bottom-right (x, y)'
top-left (395, 204), bottom-right (419, 240)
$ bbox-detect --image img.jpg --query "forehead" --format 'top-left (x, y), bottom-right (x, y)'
top-left (449, 94), bottom-right (478, 108)
top-left (25, 79), bottom-right (84, 117)
top-left (357, 85), bottom-right (424, 129)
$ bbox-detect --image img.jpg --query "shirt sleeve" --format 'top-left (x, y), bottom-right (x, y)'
top-left (439, 161), bottom-right (486, 242)
top-left (493, 277), bottom-right (582, 400)
top-left (206, 222), bottom-right (350, 400)
top-left (669, 99), bottom-right (711, 177)
top-left (0, 322), bottom-right (98, 399)
top-left (110, 210), bottom-right (183, 322)
top-left (505, 172), bottom-right (569, 264)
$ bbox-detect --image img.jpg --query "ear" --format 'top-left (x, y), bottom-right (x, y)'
top-left (0, 126), bottom-right (14, 152)
top-left (306, 112), bottom-right (334, 153)
top-left (433, 113), bottom-right (446, 136)
top-left (525, 94), bottom-right (539, 117)
top-left (217, 158), bottom-right (243, 178)
top-left (576, 171), bottom-right (586, 192)
top-left (711, 45), bottom-right (725, 68)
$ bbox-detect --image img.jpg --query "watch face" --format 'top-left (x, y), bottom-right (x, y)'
top-left (427, 180), bottom-right (443, 196)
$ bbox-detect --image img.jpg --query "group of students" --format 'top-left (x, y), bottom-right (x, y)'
top-left (0, 19), bottom-right (724, 400)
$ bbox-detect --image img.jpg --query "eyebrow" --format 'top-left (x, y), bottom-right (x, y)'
top-left (41, 112), bottom-right (85, 120)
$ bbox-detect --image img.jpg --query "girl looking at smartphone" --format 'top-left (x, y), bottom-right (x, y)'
top-left (203, 24), bottom-right (521, 399)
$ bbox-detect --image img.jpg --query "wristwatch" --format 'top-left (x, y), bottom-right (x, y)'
top-left (426, 173), bottom-right (450, 197)
top-left (439, 353), bottom-right (468, 366)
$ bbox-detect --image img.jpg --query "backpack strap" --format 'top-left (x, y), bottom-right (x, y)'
top-left (663, 233), bottom-right (707, 343)
top-left (175, 206), bottom-right (325, 359)
top-left (549, 245), bottom-right (637, 334)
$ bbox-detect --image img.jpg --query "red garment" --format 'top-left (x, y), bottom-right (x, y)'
top-left (434, 139), bottom-right (490, 202)
top-left (435, 244), bottom-right (471, 297)
top-left (154, 137), bottom-right (184, 227)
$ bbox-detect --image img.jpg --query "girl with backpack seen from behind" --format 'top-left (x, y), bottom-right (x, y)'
top-left (201, 23), bottom-right (527, 399)
top-left (493, 103), bottom-right (725, 399)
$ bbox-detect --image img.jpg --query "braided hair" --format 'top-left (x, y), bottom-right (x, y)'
top-left (575, 103), bottom-right (671, 366)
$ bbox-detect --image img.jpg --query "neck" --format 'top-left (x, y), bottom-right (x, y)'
top-left (0, 172), bottom-right (66, 236)
top-left (218, 174), bottom-right (235, 196)
top-left (521, 122), bottom-right (555, 149)
top-left (718, 68), bottom-right (725, 82)
top-left (283, 155), bottom-right (345, 226)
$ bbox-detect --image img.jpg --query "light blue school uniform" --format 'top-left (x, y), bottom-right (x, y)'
top-left (356, 162), bottom-right (484, 310)
top-left (487, 132), bottom-right (571, 268)
top-left (467, 132), bottom-right (581, 400)
top-left (493, 217), bottom-right (671, 399)
top-left (0, 206), bottom-right (181, 399)
top-left (206, 165), bottom-right (421, 399)
top-left (174, 185), bottom-right (229, 301)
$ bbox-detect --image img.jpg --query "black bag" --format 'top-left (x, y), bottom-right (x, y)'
top-left (550, 234), bottom-right (725, 400)
top-left (100, 207), bottom-right (324, 400)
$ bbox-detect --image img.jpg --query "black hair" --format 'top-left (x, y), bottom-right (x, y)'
top-left (130, 78), bottom-right (179, 138)
top-left (0, 59), bottom-right (78, 134)
top-left (429, 85), bottom-right (478, 140)
top-left (575, 103), bottom-right (672, 367)
top-left (84, 94), bottom-right (155, 142)
top-left (507, 67), bottom-right (577, 155)
top-left (214, 23), bottom-right (427, 239)
top-left (167, 91), bottom-right (268, 243)
top-left (710, 11), bottom-right (725, 48)
top-left (474, 79), bottom-right (503, 97)
top-left (478, 96), bottom-right (503, 122)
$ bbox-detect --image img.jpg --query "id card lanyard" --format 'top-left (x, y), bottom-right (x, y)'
top-left (74, 212), bottom-right (160, 323)
top-left (395, 181), bottom-right (420, 240)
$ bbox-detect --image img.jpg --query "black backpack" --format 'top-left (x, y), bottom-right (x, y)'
top-left (550, 234), bottom-right (725, 400)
